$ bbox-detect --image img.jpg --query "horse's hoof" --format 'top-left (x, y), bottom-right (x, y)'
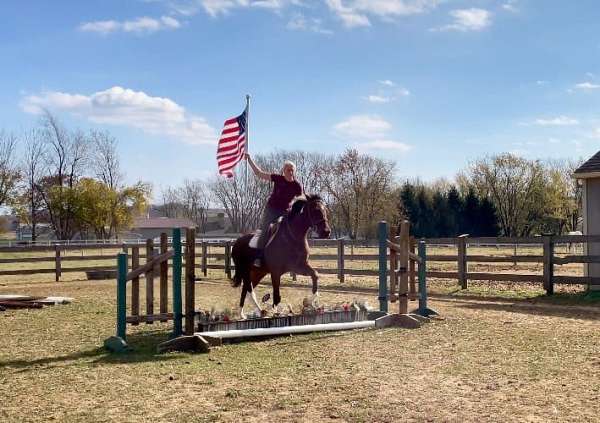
top-left (239, 309), bottom-right (247, 320)
top-left (311, 292), bottom-right (321, 307)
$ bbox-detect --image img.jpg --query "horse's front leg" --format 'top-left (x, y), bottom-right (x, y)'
top-left (294, 262), bottom-right (320, 305)
top-left (271, 272), bottom-right (282, 309)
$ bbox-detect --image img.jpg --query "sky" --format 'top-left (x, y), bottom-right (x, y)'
top-left (1, 0), bottom-right (600, 193)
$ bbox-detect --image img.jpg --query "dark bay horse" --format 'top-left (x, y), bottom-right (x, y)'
top-left (231, 194), bottom-right (331, 318)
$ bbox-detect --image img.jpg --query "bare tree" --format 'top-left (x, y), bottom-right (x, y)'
top-left (209, 164), bottom-right (267, 233)
top-left (466, 153), bottom-right (546, 236)
top-left (318, 149), bottom-right (397, 239)
top-left (180, 179), bottom-right (210, 232)
top-left (90, 130), bottom-right (122, 190)
top-left (0, 131), bottom-right (20, 209)
top-left (38, 111), bottom-right (89, 239)
top-left (160, 186), bottom-right (182, 218)
top-left (20, 130), bottom-right (46, 241)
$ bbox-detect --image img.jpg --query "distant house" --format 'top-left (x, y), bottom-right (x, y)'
top-left (131, 217), bottom-right (196, 239)
top-left (573, 150), bottom-right (600, 291)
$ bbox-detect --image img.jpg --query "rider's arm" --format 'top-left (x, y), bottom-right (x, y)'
top-left (245, 153), bottom-right (271, 181)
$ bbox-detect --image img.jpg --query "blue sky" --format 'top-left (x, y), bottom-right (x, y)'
top-left (1, 0), bottom-right (599, 191)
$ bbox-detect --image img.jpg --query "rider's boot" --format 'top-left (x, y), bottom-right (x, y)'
top-left (253, 249), bottom-right (263, 268)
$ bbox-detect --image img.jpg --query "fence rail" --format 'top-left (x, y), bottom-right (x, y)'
top-left (0, 234), bottom-right (599, 293)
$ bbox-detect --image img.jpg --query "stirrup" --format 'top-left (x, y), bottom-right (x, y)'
top-left (252, 258), bottom-right (262, 268)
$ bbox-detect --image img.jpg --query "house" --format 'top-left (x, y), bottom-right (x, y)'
top-left (573, 150), bottom-right (600, 291)
top-left (131, 217), bottom-right (196, 240)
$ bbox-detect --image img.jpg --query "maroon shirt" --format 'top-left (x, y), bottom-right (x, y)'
top-left (267, 174), bottom-right (302, 212)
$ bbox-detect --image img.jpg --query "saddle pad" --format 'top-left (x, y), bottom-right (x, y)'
top-left (249, 231), bottom-right (261, 249)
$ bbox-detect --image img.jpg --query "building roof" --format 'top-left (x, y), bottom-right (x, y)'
top-left (133, 217), bottom-right (196, 229)
top-left (574, 150), bottom-right (600, 179)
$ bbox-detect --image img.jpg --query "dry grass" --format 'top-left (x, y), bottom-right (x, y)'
top-left (1, 270), bottom-right (599, 422)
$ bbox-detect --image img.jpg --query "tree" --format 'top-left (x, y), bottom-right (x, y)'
top-left (75, 178), bottom-right (150, 239)
top-left (37, 112), bottom-right (89, 239)
top-left (209, 163), bottom-right (268, 233)
top-left (0, 131), bottom-right (20, 209)
top-left (318, 149), bottom-right (397, 239)
top-left (15, 130), bottom-right (46, 241)
top-left (465, 154), bottom-right (546, 236)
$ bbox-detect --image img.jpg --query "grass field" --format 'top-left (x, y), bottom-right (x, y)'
top-left (1, 267), bottom-right (599, 422)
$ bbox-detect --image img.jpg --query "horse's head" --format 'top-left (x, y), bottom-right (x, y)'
top-left (291, 195), bottom-right (331, 238)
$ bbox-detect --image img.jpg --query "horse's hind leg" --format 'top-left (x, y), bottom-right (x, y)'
top-left (239, 277), bottom-right (249, 319)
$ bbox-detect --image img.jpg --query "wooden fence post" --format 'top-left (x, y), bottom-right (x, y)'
top-left (172, 228), bottom-right (183, 338)
top-left (145, 239), bottom-right (154, 322)
top-left (337, 239), bottom-right (345, 283)
top-left (377, 221), bottom-right (388, 313)
top-left (131, 246), bottom-right (140, 325)
top-left (160, 233), bottom-right (168, 321)
top-left (201, 241), bottom-right (207, 277)
top-left (185, 228), bottom-right (196, 335)
top-left (409, 237), bottom-right (416, 299)
top-left (543, 236), bottom-right (554, 295)
top-left (54, 245), bottom-right (61, 282)
top-left (398, 221), bottom-right (410, 315)
top-left (458, 235), bottom-right (468, 289)
top-left (225, 241), bottom-right (231, 279)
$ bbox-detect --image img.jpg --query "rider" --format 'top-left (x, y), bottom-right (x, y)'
top-left (245, 153), bottom-right (303, 267)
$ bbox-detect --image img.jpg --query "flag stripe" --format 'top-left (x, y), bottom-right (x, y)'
top-left (217, 109), bottom-right (247, 177)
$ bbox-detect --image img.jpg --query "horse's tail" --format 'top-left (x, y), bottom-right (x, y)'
top-left (231, 234), bottom-right (253, 288)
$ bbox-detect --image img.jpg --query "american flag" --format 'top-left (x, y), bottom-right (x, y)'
top-left (217, 108), bottom-right (247, 177)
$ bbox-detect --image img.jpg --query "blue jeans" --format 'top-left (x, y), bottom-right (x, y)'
top-left (256, 206), bottom-right (285, 250)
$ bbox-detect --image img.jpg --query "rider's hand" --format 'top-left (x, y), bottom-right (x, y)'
top-left (244, 153), bottom-right (250, 160)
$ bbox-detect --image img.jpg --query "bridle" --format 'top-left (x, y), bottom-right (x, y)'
top-left (282, 199), bottom-right (328, 243)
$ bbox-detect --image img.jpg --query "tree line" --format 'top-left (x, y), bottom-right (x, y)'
top-left (0, 113), bottom-right (583, 240)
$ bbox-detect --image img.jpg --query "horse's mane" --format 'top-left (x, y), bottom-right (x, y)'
top-left (289, 194), bottom-right (322, 219)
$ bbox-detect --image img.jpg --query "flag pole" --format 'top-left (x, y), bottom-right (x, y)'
top-left (244, 94), bottom-right (250, 231)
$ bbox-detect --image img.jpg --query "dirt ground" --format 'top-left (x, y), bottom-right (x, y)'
top-left (1, 273), bottom-right (599, 422)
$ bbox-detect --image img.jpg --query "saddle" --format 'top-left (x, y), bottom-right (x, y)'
top-left (249, 216), bottom-right (284, 249)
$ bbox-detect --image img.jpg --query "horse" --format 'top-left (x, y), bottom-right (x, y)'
top-left (231, 194), bottom-right (331, 318)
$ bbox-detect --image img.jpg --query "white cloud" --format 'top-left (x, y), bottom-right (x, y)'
top-left (21, 87), bottom-right (216, 145)
top-left (432, 8), bottom-right (492, 32)
top-left (333, 115), bottom-right (391, 139)
top-left (287, 13), bottom-right (333, 34)
top-left (325, 0), bottom-right (439, 28)
top-left (332, 114), bottom-right (411, 153)
top-left (533, 116), bottom-right (579, 126)
top-left (574, 82), bottom-right (600, 90)
top-left (502, 1), bottom-right (519, 13)
top-left (79, 15), bottom-right (181, 34)
top-left (365, 95), bottom-right (391, 103)
top-left (364, 81), bottom-right (410, 103)
top-left (355, 139), bottom-right (412, 153)
top-left (536, 80), bottom-right (548, 85)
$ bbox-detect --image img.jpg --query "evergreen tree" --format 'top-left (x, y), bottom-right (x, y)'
top-left (446, 185), bottom-right (464, 235)
top-left (415, 187), bottom-right (434, 237)
top-left (399, 183), bottom-right (419, 224)
top-left (462, 187), bottom-right (481, 236)
top-left (432, 191), bottom-right (451, 237)
top-left (479, 196), bottom-right (500, 236)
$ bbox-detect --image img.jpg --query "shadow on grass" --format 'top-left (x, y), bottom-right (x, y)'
top-left (447, 295), bottom-right (600, 321)
top-left (0, 331), bottom-right (187, 372)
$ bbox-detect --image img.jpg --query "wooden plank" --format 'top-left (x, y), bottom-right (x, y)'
top-left (160, 233), bottom-right (168, 318)
top-left (468, 237), bottom-right (542, 245)
top-left (554, 255), bottom-right (600, 265)
top-left (201, 241), bottom-right (207, 276)
top-left (224, 241), bottom-right (231, 279)
top-left (185, 228), bottom-right (196, 335)
top-left (126, 313), bottom-right (174, 324)
top-left (553, 235), bottom-right (600, 243)
top-left (389, 247), bottom-right (397, 302)
top-left (309, 254), bottom-right (340, 260)
top-left (426, 271), bottom-right (459, 279)
top-left (543, 237), bottom-right (554, 295)
top-left (337, 239), bottom-right (345, 283)
top-left (126, 250), bottom-right (174, 281)
top-left (55, 244), bottom-right (61, 282)
top-left (553, 276), bottom-right (600, 285)
top-left (145, 239), bottom-right (154, 323)
top-left (409, 238), bottom-right (416, 299)
top-left (457, 236), bottom-right (467, 289)
top-left (398, 221), bottom-right (409, 314)
top-left (131, 246), bottom-right (140, 325)
top-left (426, 255), bottom-right (459, 262)
top-left (466, 255), bottom-right (543, 263)
top-left (467, 272), bottom-right (544, 283)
